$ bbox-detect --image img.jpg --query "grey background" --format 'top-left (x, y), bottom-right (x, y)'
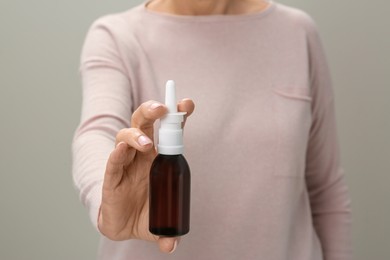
top-left (0, 0), bottom-right (388, 259)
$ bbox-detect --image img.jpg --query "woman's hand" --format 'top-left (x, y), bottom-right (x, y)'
top-left (98, 99), bottom-right (195, 253)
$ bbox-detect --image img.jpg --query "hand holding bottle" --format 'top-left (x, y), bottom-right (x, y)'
top-left (98, 96), bottom-right (194, 253)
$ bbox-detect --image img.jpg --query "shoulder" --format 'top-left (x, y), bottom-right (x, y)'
top-left (86, 4), bottom-right (144, 38)
top-left (272, 3), bottom-right (319, 36)
top-left (80, 5), bottom-right (145, 65)
top-left (81, 4), bottom-right (146, 58)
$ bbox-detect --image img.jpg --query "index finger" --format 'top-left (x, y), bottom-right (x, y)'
top-left (131, 100), bottom-right (168, 138)
top-left (178, 98), bottom-right (195, 128)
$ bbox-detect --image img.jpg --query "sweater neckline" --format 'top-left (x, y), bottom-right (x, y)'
top-left (141, 0), bottom-right (277, 23)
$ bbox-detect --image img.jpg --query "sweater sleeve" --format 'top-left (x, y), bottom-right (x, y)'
top-left (303, 15), bottom-right (352, 260)
top-left (72, 16), bottom-right (132, 230)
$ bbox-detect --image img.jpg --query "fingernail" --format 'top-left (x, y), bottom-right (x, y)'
top-left (137, 135), bottom-right (152, 146)
top-left (150, 103), bottom-right (163, 110)
top-left (169, 240), bottom-right (178, 254)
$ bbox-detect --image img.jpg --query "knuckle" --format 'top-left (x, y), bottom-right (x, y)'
top-left (116, 128), bottom-right (128, 141)
top-left (132, 107), bottom-right (155, 127)
top-left (143, 111), bottom-right (155, 121)
top-left (116, 128), bottom-right (142, 144)
top-left (128, 128), bottom-right (141, 137)
top-left (139, 100), bottom-right (154, 113)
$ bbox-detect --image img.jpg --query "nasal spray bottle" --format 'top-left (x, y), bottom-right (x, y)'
top-left (149, 80), bottom-right (191, 236)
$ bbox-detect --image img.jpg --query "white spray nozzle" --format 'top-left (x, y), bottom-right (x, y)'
top-left (165, 80), bottom-right (178, 113)
top-left (158, 80), bottom-right (187, 155)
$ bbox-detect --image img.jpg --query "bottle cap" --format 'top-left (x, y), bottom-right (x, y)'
top-left (157, 80), bottom-right (186, 155)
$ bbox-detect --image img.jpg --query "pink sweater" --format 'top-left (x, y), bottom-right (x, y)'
top-left (72, 1), bottom-right (352, 259)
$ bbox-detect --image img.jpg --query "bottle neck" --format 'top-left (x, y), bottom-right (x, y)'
top-left (157, 113), bottom-right (186, 155)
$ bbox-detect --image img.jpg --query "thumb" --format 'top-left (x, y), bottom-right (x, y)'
top-left (158, 237), bottom-right (180, 254)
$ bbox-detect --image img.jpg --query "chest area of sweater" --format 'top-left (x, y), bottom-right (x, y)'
top-left (134, 22), bottom-right (310, 89)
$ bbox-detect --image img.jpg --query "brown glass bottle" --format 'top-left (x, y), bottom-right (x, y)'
top-left (149, 154), bottom-right (191, 237)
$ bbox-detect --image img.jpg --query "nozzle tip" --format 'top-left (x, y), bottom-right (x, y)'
top-left (166, 80), bottom-right (175, 87)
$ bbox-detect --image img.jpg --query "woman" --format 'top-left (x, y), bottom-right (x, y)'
top-left (72, 0), bottom-right (352, 259)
